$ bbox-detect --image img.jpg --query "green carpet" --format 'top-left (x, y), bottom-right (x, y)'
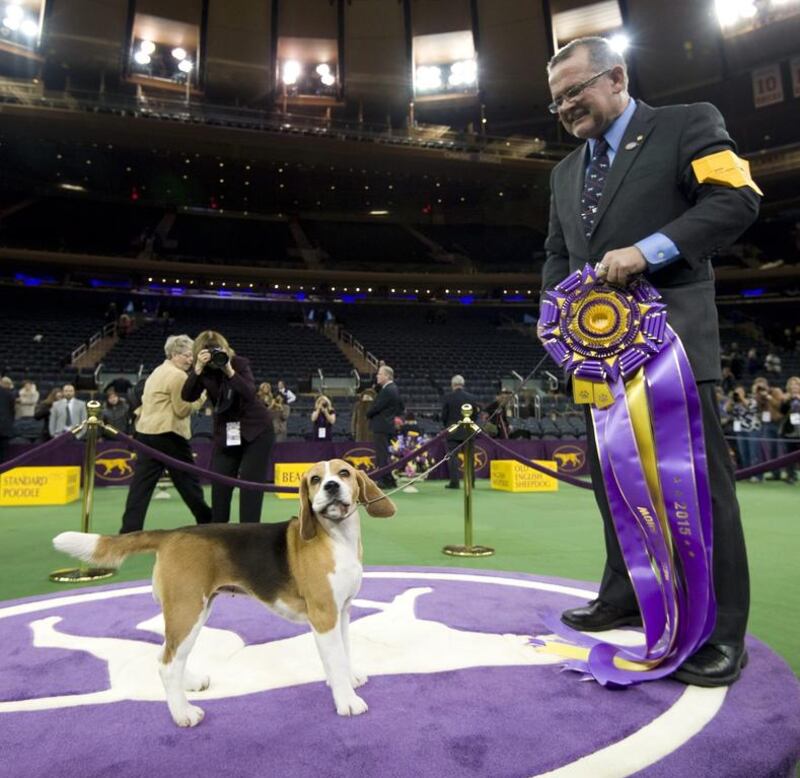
top-left (1, 480), bottom-right (797, 676)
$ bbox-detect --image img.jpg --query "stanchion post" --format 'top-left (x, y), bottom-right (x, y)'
top-left (442, 403), bottom-right (494, 558)
top-left (49, 400), bottom-right (116, 583)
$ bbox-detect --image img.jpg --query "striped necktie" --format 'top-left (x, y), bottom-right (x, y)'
top-left (580, 137), bottom-right (610, 238)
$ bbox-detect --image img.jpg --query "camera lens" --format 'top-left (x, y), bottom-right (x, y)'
top-left (208, 347), bottom-right (229, 369)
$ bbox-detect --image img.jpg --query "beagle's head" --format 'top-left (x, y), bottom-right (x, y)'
top-left (298, 459), bottom-right (396, 541)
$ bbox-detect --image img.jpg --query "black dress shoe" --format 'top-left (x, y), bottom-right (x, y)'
top-left (444, 483), bottom-right (460, 489)
top-left (671, 643), bottom-right (748, 687)
top-left (561, 599), bottom-right (642, 631)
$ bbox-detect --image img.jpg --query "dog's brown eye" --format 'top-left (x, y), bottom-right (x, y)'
top-left (339, 469), bottom-right (350, 478)
top-left (310, 475), bottom-right (321, 485)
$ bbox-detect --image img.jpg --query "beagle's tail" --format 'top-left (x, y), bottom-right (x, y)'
top-left (53, 530), bottom-right (167, 569)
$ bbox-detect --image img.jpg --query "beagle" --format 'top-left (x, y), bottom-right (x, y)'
top-left (52, 459), bottom-right (395, 727)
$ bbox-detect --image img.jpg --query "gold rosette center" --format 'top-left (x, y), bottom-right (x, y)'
top-left (567, 292), bottom-right (631, 350)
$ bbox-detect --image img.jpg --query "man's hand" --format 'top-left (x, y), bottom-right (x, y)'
top-left (596, 246), bottom-right (647, 286)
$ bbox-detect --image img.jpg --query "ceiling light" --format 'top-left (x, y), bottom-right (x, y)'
top-left (282, 60), bottom-right (301, 85)
top-left (139, 39), bottom-right (156, 55)
top-left (134, 51), bottom-right (151, 66)
top-left (171, 47), bottom-right (187, 61)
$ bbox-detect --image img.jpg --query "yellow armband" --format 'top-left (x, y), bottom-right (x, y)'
top-left (691, 150), bottom-right (763, 196)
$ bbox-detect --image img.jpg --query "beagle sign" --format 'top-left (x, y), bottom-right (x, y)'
top-left (53, 459), bottom-right (395, 727)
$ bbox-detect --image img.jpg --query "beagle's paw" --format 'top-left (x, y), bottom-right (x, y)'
top-left (336, 693), bottom-right (368, 716)
top-left (172, 703), bottom-right (205, 728)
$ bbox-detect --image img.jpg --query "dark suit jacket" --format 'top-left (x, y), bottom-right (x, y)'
top-left (442, 388), bottom-right (480, 441)
top-left (181, 355), bottom-right (271, 448)
top-left (543, 101), bottom-right (760, 382)
top-left (0, 386), bottom-right (14, 438)
top-left (366, 381), bottom-right (404, 435)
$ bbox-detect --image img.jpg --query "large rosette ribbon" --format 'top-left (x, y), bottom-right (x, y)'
top-left (538, 264), bottom-right (715, 685)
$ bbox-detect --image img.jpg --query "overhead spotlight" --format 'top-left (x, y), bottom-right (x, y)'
top-left (171, 47), bottom-right (187, 61)
top-left (316, 63), bottom-right (330, 77)
top-left (282, 59), bottom-right (302, 85)
top-left (139, 39), bottom-right (156, 55)
top-left (448, 58), bottom-right (478, 87)
top-left (20, 19), bottom-right (39, 37)
top-left (415, 65), bottom-right (442, 92)
top-left (320, 74), bottom-right (335, 86)
top-left (714, 0), bottom-right (757, 27)
top-left (607, 33), bottom-right (629, 53)
top-left (178, 60), bottom-right (193, 73)
top-left (2, 4), bottom-right (22, 29)
top-left (134, 51), bottom-right (151, 66)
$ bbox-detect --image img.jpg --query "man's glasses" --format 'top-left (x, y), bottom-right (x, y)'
top-left (548, 69), bottom-right (613, 115)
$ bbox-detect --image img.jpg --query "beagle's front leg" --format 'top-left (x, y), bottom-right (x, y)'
top-left (311, 616), bottom-right (368, 716)
top-left (340, 604), bottom-right (367, 689)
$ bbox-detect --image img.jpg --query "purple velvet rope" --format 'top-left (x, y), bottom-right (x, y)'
top-left (114, 431), bottom-right (297, 492)
top-left (734, 447), bottom-right (800, 480)
top-left (0, 433), bottom-right (78, 476)
top-left (482, 433), bottom-right (593, 489)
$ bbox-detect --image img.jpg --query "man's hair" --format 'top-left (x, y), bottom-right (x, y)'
top-left (451, 374), bottom-right (465, 387)
top-left (548, 36), bottom-right (627, 81)
top-left (164, 334), bottom-right (193, 359)
top-left (380, 365), bottom-right (394, 380)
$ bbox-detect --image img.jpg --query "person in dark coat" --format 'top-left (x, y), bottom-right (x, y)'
top-left (543, 36), bottom-right (759, 686)
top-left (182, 330), bottom-right (274, 523)
top-left (0, 383), bottom-right (15, 464)
top-left (441, 375), bottom-right (480, 489)
top-left (366, 365), bottom-right (404, 489)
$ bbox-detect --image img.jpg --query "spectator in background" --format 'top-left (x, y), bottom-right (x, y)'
top-left (120, 334), bottom-right (211, 533)
top-left (779, 376), bottom-right (800, 485)
top-left (367, 365), bottom-right (404, 489)
top-left (484, 390), bottom-right (515, 439)
top-left (728, 343), bottom-right (744, 380)
top-left (101, 389), bottom-right (130, 437)
top-left (49, 384), bottom-right (87, 437)
top-left (117, 313), bottom-right (132, 339)
top-left (764, 351), bottom-right (782, 376)
top-left (0, 379), bottom-right (14, 463)
top-left (270, 394), bottom-right (290, 442)
top-left (311, 394), bottom-right (336, 441)
top-left (441, 374), bottom-right (480, 489)
top-left (276, 379), bottom-right (296, 405)
top-left (352, 387), bottom-right (376, 442)
top-left (34, 387), bottom-right (62, 441)
top-left (720, 366), bottom-right (736, 395)
top-left (182, 330), bottom-right (274, 524)
top-left (0, 376), bottom-right (13, 391)
top-left (15, 380), bottom-right (39, 419)
top-left (745, 348), bottom-right (760, 376)
top-left (752, 378), bottom-right (784, 481)
top-left (257, 382), bottom-right (274, 408)
top-left (727, 386), bottom-right (760, 475)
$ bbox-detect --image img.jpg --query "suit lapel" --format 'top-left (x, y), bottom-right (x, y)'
top-left (590, 101), bottom-right (656, 237)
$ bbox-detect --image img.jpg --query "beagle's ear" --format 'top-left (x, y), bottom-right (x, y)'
top-left (298, 474), bottom-right (317, 541)
top-left (356, 469), bottom-right (396, 518)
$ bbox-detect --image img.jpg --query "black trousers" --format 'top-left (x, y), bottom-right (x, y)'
top-left (373, 431), bottom-right (396, 485)
top-left (120, 432), bottom-right (212, 534)
top-left (211, 426), bottom-right (274, 523)
top-left (586, 380), bottom-right (750, 645)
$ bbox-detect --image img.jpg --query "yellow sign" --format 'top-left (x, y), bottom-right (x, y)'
top-left (273, 463), bottom-right (309, 500)
top-left (490, 460), bottom-right (558, 493)
top-left (0, 467), bottom-right (80, 506)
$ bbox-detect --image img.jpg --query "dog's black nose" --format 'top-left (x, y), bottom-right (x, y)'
top-left (323, 480), bottom-right (339, 494)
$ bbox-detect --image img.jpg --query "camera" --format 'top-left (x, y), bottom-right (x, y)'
top-left (208, 346), bottom-right (229, 369)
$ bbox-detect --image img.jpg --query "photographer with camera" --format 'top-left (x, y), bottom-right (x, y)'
top-left (752, 378), bottom-right (783, 482)
top-left (726, 385), bottom-right (760, 475)
top-left (310, 394), bottom-right (336, 440)
top-left (779, 376), bottom-right (800, 485)
top-left (181, 330), bottom-right (274, 523)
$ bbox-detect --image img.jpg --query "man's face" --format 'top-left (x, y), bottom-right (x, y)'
top-left (377, 369), bottom-right (389, 386)
top-left (548, 48), bottom-right (622, 140)
top-left (62, 385), bottom-right (75, 400)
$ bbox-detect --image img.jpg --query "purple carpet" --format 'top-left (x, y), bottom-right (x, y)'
top-left (1, 567), bottom-right (798, 778)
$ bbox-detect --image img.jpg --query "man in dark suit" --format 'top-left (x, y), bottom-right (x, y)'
top-left (441, 375), bottom-right (480, 489)
top-left (0, 382), bottom-right (15, 464)
top-left (543, 37), bottom-right (759, 686)
top-left (367, 365), bottom-right (404, 489)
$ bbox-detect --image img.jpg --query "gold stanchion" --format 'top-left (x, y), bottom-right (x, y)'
top-left (49, 400), bottom-right (116, 583)
top-left (442, 403), bottom-right (495, 557)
